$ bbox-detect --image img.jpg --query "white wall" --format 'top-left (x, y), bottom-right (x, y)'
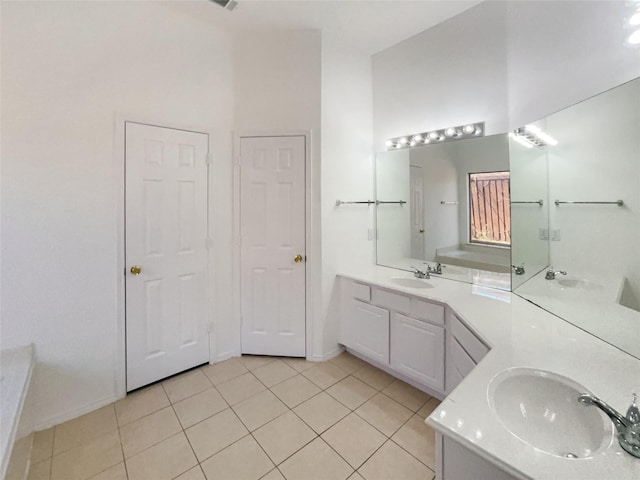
top-left (319, 36), bottom-right (374, 359)
top-left (372, 1), bottom-right (509, 151)
top-left (1, 1), bottom-right (234, 428)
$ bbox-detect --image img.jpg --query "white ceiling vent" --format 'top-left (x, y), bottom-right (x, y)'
top-left (209, 0), bottom-right (238, 12)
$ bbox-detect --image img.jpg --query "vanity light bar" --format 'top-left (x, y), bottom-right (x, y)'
top-left (385, 122), bottom-right (484, 150)
top-left (511, 125), bottom-right (558, 148)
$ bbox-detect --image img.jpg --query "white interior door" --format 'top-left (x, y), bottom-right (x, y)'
top-left (410, 166), bottom-right (425, 259)
top-left (240, 136), bottom-right (306, 357)
top-left (125, 122), bottom-right (209, 391)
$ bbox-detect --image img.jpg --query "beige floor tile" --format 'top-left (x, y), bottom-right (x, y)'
top-left (302, 362), bottom-right (348, 389)
top-left (417, 397), bottom-right (441, 419)
top-left (27, 458), bottom-right (50, 480)
top-left (348, 472), bottom-right (365, 480)
top-left (162, 368), bottom-right (212, 404)
top-left (125, 432), bottom-right (197, 480)
top-left (201, 435), bottom-right (274, 480)
top-left (185, 408), bottom-right (248, 462)
top-left (355, 393), bottom-right (413, 437)
top-left (217, 372), bottom-right (266, 405)
top-left (201, 358), bottom-right (248, 385)
top-left (381, 380), bottom-right (431, 412)
top-left (328, 352), bottom-right (367, 374)
top-left (53, 405), bottom-right (118, 455)
top-left (240, 355), bottom-right (278, 370)
top-left (51, 431), bottom-right (122, 480)
top-left (174, 388), bottom-right (228, 429)
top-left (391, 414), bottom-right (437, 469)
top-left (31, 428), bottom-right (54, 463)
top-left (88, 463), bottom-right (127, 480)
top-left (232, 389), bottom-right (289, 431)
top-left (253, 411), bottom-right (316, 465)
top-left (321, 413), bottom-right (386, 469)
top-left (293, 392), bottom-right (350, 434)
top-left (252, 360), bottom-right (297, 387)
top-left (283, 357), bottom-right (315, 373)
top-left (115, 383), bottom-right (170, 426)
top-left (326, 376), bottom-right (377, 410)
top-left (271, 374), bottom-right (321, 408)
top-left (120, 406), bottom-right (182, 458)
top-left (261, 468), bottom-right (285, 480)
top-left (359, 441), bottom-right (434, 480)
top-left (351, 365), bottom-right (395, 391)
top-left (279, 438), bottom-right (353, 480)
top-left (175, 466), bottom-right (206, 480)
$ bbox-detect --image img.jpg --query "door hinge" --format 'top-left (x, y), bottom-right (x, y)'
top-left (206, 237), bottom-right (214, 249)
top-left (205, 153), bottom-right (214, 166)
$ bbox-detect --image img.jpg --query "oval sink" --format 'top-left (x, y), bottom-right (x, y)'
top-left (390, 277), bottom-right (434, 289)
top-left (556, 278), bottom-right (604, 291)
top-left (488, 368), bottom-right (613, 458)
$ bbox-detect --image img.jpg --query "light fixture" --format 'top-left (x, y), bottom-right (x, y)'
top-left (628, 28), bottom-right (640, 45)
top-left (511, 124), bottom-right (558, 148)
top-left (624, 4), bottom-right (640, 47)
top-left (630, 10), bottom-right (640, 26)
top-left (385, 122), bottom-right (485, 150)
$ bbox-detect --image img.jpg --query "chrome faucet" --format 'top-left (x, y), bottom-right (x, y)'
top-left (410, 266), bottom-right (430, 279)
top-left (511, 264), bottom-right (526, 275)
top-left (424, 262), bottom-right (444, 275)
top-left (545, 267), bottom-right (567, 280)
top-left (577, 393), bottom-right (640, 458)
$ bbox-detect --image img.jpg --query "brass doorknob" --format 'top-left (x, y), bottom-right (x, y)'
top-left (419, 229), bottom-right (425, 233)
top-left (130, 265), bottom-right (142, 275)
top-left (294, 254), bottom-right (303, 263)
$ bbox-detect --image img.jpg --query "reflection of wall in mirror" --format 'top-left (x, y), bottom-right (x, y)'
top-left (509, 133), bottom-right (550, 290)
top-left (547, 79), bottom-right (640, 311)
top-left (376, 150), bottom-right (411, 265)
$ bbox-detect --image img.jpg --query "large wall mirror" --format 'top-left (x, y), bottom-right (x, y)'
top-left (376, 134), bottom-right (512, 291)
top-left (512, 76), bottom-right (640, 359)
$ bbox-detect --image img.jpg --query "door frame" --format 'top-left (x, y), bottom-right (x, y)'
top-left (114, 113), bottom-right (214, 398)
top-left (232, 130), bottom-right (314, 360)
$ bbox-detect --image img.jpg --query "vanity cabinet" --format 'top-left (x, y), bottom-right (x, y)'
top-left (391, 312), bottom-right (445, 390)
top-left (437, 434), bottom-right (518, 480)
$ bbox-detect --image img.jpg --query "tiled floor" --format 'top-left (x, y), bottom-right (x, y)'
top-left (27, 353), bottom-right (440, 480)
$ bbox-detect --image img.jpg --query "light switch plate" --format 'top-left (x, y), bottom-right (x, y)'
top-left (539, 228), bottom-right (549, 240)
top-left (551, 229), bottom-right (561, 241)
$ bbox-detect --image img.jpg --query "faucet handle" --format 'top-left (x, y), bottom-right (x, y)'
top-left (627, 393), bottom-right (640, 424)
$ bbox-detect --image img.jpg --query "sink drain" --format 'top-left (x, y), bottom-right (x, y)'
top-left (563, 452), bottom-right (579, 459)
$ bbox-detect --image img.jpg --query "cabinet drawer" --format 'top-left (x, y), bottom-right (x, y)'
top-left (411, 298), bottom-right (445, 325)
top-left (352, 282), bottom-right (371, 302)
top-left (372, 289), bottom-right (411, 314)
top-left (449, 314), bottom-right (489, 363)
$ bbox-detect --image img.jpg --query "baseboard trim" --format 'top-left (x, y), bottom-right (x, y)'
top-left (308, 346), bottom-right (344, 362)
top-left (33, 394), bottom-right (119, 432)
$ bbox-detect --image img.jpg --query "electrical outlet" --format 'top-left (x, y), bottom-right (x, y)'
top-left (538, 228), bottom-right (549, 240)
top-left (551, 229), bottom-right (561, 241)
top-left (368, 229), bottom-right (375, 241)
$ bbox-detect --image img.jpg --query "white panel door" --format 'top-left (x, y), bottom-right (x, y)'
top-left (410, 166), bottom-right (425, 259)
top-left (125, 122), bottom-right (209, 391)
top-left (240, 136), bottom-right (306, 357)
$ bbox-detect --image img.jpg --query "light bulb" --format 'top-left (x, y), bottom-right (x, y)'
top-left (438, 135), bottom-right (445, 141)
top-left (628, 28), bottom-right (640, 45)
top-left (463, 124), bottom-right (475, 134)
top-left (410, 140), bottom-right (417, 147)
top-left (395, 142), bottom-right (402, 149)
top-left (474, 127), bottom-right (483, 136)
top-left (400, 137), bottom-right (409, 145)
top-left (428, 131), bottom-right (439, 140)
top-left (413, 134), bottom-right (423, 143)
top-left (445, 127), bottom-right (456, 137)
top-left (629, 10), bottom-right (640, 26)
top-left (385, 140), bottom-right (393, 147)
top-left (424, 138), bottom-right (431, 144)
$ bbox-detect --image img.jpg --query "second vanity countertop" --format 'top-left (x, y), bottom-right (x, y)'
top-left (338, 265), bottom-right (640, 480)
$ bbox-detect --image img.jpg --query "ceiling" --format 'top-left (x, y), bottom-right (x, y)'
top-left (161, 0), bottom-right (483, 55)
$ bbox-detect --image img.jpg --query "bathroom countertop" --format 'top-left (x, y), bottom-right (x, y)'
top-left (338, 265), bottom-right (640, 480)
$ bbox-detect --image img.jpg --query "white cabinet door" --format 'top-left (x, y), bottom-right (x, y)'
top-left (344, 300), bottom-right (390, 365)
top-left (391, 313), bottom-right (445, 391)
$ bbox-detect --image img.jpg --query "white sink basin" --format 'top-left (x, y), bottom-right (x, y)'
top-left (390, 277), bottom-right (434, 289)
top-left (556, 278), bottom-right (604, 291)
top-left (488, 368), bottom-right (613, 458)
